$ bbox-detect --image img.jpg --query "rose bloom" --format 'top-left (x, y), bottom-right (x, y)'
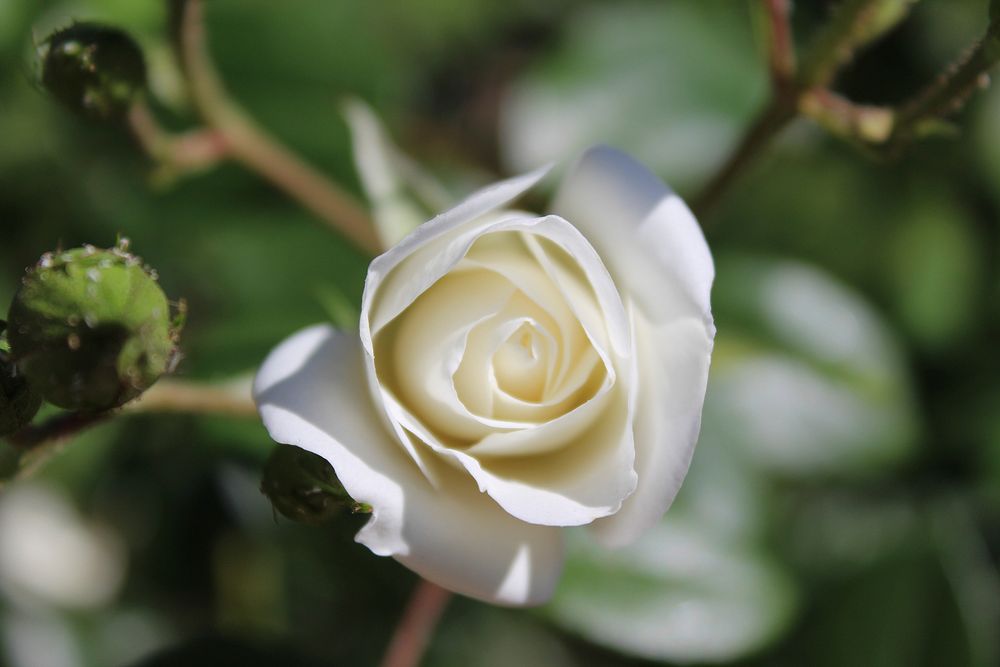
top-left (254, 147), bottom-right (715, 605)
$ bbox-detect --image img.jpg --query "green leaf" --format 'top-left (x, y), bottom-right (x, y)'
top-left (705, 255), bottom-right (917, 476)
top-left (546, 521), bottom-right (796, 663)
top-left (781, 498), bottom-right (998, 667)
top-left (343, 98), bottom-right (453, 247)
top-left (545, 420), bottom-right (792, 662)
top-left (887, 194), bottom-right (983, 351)
top-left (500, 0), bottom-right (765, 191)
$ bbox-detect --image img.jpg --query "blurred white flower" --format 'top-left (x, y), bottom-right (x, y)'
top-left (255, 142), bottom-right (714, 606)
top-left (0, 484), bottom-right (126, 610)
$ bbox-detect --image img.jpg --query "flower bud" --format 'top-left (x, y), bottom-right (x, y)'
top-left (260, 445), bottom-right (367, 525)
top-left (0, 353), bottom-right (42, 437)
top-left (38, 23), bottom-right (146, 122)
top-left (6, 242), bottom-right (178, 412)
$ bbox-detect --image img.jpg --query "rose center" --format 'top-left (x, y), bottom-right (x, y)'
top-left (492, 322), bottom-right (548, 402)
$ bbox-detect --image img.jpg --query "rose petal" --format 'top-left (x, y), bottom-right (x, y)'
top-left (253, 325), bottom-right (564, 605)
top-left (363, 167), bottom-right (550, 342)
top-left (387, 269), bottom-right (520, 441)
top-left (552, 146), bottom-right (714, 327)
top-left (590, 311), bottom-right (714, 547)
top-left (383, 377), bottom-right (635, 527)
top-left (553, 146), bottom-right (715, 545)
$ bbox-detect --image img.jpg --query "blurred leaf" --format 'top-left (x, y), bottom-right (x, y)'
top-left (887, 193), bottom-right (983, 351)
top-left (546, 424), bottom-right (793, 663)
top-left (926, 498), bottom-right (1000, 667)
top-left (784, 491), bottom-right (919, 578)
top-left (428, 605), bottom-right (574, 667)
top-left (706, 255), bottom-right (917, 476)
top-left (546, 520), bottom-right (796, 664)
top-left (500, 0), bottom-right (765, 190)
top-left (975, 84), bottom-right (1000, 201)
top-left (129, 636), bottom-right (325, 667)
top-left (793, 545), bottom-right (971, 667)
top-left (780, 499), bottom-right (998, 667)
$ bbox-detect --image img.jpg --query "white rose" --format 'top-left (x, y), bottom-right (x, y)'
top-left (254, 147), bottom-right (715, 606)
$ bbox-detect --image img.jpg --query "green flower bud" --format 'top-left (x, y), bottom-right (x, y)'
top-left (38, 23), bottom-right (146, 122)
top-left (260, 445), bottom-right (368, 526)
top-left (0, 353), bottom-right (42, 437)
top-left (6, 241), bottom-right (178, 412)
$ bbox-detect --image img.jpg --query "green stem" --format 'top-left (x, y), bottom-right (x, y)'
top-left (1, 379), bottom-right (256, 488)
top-left (690, 94), bottom-right (798, 220)
top-left (799, 0), bottom-right (886, 88)
top-left (172, 0), bottom-right (381, 254)
top-left (888, 19), bottom-right (1000, 152)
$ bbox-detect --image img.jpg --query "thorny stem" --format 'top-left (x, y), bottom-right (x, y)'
top-left (379, 580), bottom-right (453, 667)
top-left (887, 18), bottom-right (1000, 154)
top-left (172, 0), bottom-right (381, 254)
top-left (693, 0), bottom-right (997, 218)
top-left (797, 0), bottom-right (887, 89)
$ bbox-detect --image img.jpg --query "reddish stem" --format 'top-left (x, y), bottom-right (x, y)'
top-left (379, 580), bottom-right (452, 667)
top-left (765, 0), bottom-right (796, 86)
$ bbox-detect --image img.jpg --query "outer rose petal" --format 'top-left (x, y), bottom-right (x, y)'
top-left (590, 311), bottom-right (713, 546)
top-left (253, 325), bottom-right (564, 606)
top-left (553, 146), bottom-right (715, 546)
top-left (552, 146), bottom-right (714, 326)
top-left (363, 167), bottom-right (551, 342)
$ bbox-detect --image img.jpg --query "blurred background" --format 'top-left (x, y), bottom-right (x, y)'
top-left (1, 0), bottom-right (999, 665)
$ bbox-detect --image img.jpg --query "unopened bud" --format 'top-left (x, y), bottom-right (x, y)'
top-left (6, 241), bottom-right (178, 412)
top-left (0, 352), bottom-right (42, 437)
top-left (38, 23), bottom-right (146, 122)
top-left (261, 445), bottom-right (367, 525)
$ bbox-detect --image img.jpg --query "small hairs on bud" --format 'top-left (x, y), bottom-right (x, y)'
top-left (38, 22), bottom-right (146, 122)
top-left (6, 243), bottom-right (179, 412)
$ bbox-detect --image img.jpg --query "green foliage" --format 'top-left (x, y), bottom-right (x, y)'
top-left (500, 0), bottom-right (765, 191)
top-left (706, 256), bottom-right (916, 476)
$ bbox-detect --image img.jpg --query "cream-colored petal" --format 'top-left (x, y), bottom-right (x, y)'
top-left (590, 311), bottom-right (714, 547)
top-left (387, 370), bottom-right (636, 527)
top-left (552, 146), bottom-right (714, 328)
top-left (253, 325), bottom-right (564, 605)
top-left (553, 147), bottom-right (715, 545)
top-left (362, 169), bottom-right (549, 344)
top-left (388, 269), bottom-right (519, 441)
